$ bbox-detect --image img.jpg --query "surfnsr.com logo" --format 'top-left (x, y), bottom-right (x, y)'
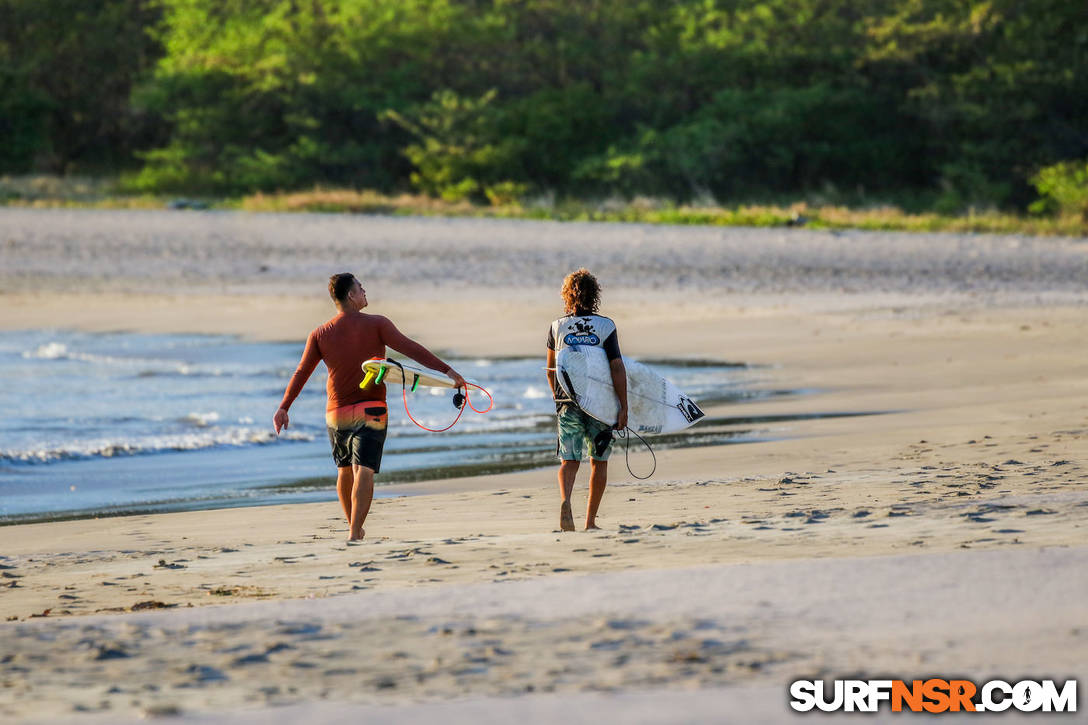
top-left (790, 679), bottom-right (1077, 713)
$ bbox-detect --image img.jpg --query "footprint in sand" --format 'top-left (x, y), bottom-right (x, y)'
top-left (347, 561), bottom-right (382, 572)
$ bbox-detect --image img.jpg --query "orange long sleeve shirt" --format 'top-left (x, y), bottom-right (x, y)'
top-left (278, 312), bottom-right (450, 412)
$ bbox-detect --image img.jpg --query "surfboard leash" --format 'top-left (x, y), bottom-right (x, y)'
top-left (616, 426), bottom-right (657, 480)
top-left (376, 358), bottom-right (494, 433)
top-left (548, 365), bottom-right (657, 479)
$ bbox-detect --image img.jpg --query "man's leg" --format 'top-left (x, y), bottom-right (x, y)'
top-left (558, 460), bottom-right (579, 532)
top-left (349, 465), bottom-right (375, 540)
top-left (336, 466), bottom-right (354, 522)
top-left (586, 460), bottom-right (607, 530)
top-left (555, 407), bottom-right (585, 532)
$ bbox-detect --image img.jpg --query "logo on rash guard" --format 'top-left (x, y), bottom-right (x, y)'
top-left (564, 318), bottom-right (600, 346)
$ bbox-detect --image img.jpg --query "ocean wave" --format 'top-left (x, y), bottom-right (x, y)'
top-left (180, 411), bottom-right (220, 428)
top-left (25, 342), bottom-right (195, 372)
top-left (522, 385), bottom-right (549, 399)
top-left (21, 342), bottom-right (245, 378)
top-left (26, 341), bottom-right (69, 360)
top-left (0, 427), bottom-right (314, 464)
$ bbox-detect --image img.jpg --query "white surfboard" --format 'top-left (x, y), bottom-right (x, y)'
top-left (555, 346), bottom-right (705, 434)
top-left (361, 358), bottom-right (464, 391)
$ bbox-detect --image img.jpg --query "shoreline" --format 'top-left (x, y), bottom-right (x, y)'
top-left (0, 401), bottom-right (828, 527)
top-left (0, 329), bottom-right (787, 526)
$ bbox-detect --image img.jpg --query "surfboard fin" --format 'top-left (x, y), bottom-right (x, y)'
top-left (360, 370), bottom-right (376, 389)
top-left (411, 373), bottom-right (420, 393)
top-left (375, 365), bottom-right (388, 385)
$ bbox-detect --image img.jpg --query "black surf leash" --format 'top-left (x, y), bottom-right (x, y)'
top-left (602, 426), bottom-right (657, 480)
top-left (549, 363), bottom-right (657, 479)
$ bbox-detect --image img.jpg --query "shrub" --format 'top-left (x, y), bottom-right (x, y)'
top-left (1030, 160), bottom-right (1088, 219)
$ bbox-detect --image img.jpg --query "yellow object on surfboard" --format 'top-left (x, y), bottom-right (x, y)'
top-left (360, 357), bottom-right (466, 392)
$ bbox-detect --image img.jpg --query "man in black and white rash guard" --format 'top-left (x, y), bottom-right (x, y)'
top-left (545, 268), bottom-right (628, 531)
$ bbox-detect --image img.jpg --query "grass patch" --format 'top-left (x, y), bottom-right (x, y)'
top-left (238, 187), bottom-right (476, 215)
top-left (2, 178), bottom-right (1084, 237)
top-left (1, 174), bottom-right (166, 209)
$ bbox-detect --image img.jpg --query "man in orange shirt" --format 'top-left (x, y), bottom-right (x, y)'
top-left (274, 273), bottom-right (465, 541)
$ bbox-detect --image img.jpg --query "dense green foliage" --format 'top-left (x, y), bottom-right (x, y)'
top-left (1031, 160), bottom-right (1088, 219)
top-left (0, 0), bottom-right (162, 172)
top-left (2, 0), bottom-right (1086, 212)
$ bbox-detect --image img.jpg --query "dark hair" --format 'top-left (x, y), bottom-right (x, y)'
top-left (328, 273), bottom-right (357, 304)
top-left (560, 268), bottom-right (600, 314)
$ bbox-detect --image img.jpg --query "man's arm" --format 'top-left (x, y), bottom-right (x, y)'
top-left (603, 327), bottom-right (627, 430)
top-left (380, 317), bottom-right (466, 389)
top-left (546, 347), bottom-right (557, 396)
top-left (274, 332), bottom-right (321, 434)
top-left (609, 357), bottom-right (628, 431)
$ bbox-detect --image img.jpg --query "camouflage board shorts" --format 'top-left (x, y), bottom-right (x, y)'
top-left (556, 405), bottom-right (614, 461)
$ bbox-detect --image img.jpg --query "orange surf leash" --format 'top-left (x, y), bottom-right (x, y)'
top-left (365, 358), bottom-right (493, 433)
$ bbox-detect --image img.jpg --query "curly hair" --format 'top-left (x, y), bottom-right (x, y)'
top-left (560, 268), bottom-right (601, 315)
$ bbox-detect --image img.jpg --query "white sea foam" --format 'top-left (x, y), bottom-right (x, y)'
top-left (25, 342), bottom-right (69, 359)
top-left (182, 411), bottom-right (221, 428)
top-left (0, 428), bottom-right (314, 464)
top-left (22, 341), bottom-right (233, 377)
top-left (26, 342), bottom-right (181, 369)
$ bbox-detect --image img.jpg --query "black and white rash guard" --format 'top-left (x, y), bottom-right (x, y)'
top-left (547, 313), bottom-right (622, 405)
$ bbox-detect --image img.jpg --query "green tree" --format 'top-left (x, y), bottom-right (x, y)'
top-left (382, 89), bottom-right (526, 202)
top-left (1031, 160), bottom-right (1088, 219)
top-left (42, 0), bottom-right (1078, 207)
top-left (129, 0), bottom-right (494, 192)
top-left (0, 0), bottom-right (162, 173)
top-left (861, 0), bottom-right (1088, 208)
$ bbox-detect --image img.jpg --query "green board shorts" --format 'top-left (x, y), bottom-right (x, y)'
top-left (556, 405), bottom-right (614, 461)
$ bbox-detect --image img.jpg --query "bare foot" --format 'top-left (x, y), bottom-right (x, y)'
top-left (585, 522), bottom-right (600, 530)
top-left (347, 528), bottom-right (365, 543)
top-left (560, 501), bottom-right (575, 532)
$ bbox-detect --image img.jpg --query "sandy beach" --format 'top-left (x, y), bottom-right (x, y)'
top-left (0, 208), bottom-right (1086, 722)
